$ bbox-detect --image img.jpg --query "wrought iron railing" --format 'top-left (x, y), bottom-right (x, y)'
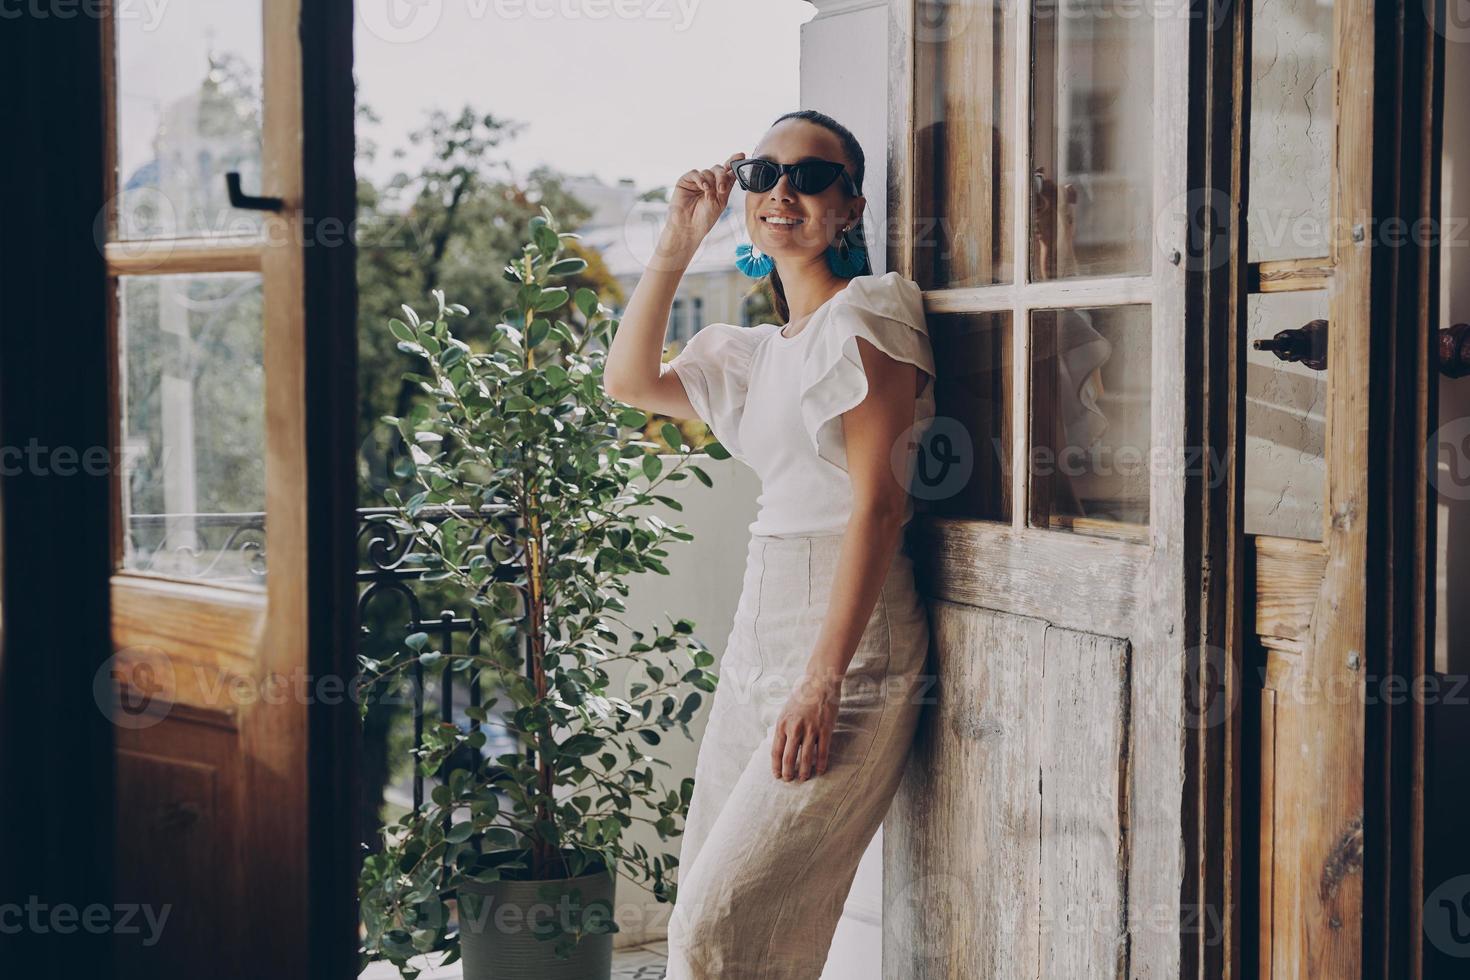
top-left (125, 506), bottom-right (523, 813)
top-left (123, 510), bottom-right (267, 584)
top-left (355, 504), bottom-right (522, 811)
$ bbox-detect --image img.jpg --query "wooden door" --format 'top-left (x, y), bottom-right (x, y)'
top-left (882, 1), bottom-right (1210, 976)
top-left (97, 1), bottom-right (358, 976)
top-left (880, 1), bottom-right (1443, 977)
top-left (1237, 1), bottom-right (1442, 977)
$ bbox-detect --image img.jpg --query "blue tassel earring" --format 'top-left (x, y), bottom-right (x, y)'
top-left (735, 242), bottom-right (775, 278)
top-left (826, 225), bottom-right (869, 278)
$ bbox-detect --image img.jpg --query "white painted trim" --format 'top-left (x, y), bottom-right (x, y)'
top-left (804, 0), bottom-right (888, 20)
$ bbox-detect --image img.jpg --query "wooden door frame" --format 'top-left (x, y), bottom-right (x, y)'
top-left (0, 10), bottom-right (117, 977)
top-left (886, 0), bottom-right (1443, 976)
top-left (886, 0), bottom-right (1226, 974)
top-left (1353, 1), bottom-right (1442, 974)
top-left (299, 0), bottom-right (360, 975)
top-left (1167, 0), bottom-right (1442, 977)
top-left (0, 10), bottom-right (356, 972)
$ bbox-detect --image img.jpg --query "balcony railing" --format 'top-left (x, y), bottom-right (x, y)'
top-left (125, 507), bottom-right (523, 813)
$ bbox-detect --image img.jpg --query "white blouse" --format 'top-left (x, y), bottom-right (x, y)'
top-left (666, 271), bottom-right (937, 537)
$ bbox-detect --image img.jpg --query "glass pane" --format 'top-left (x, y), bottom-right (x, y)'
top-left (1029, 305), bottom-right (1151, 534)
top-left (119, 274), bottom-right (267, 584)
top-left (1030, 1), bottom-right (1154, 280)
top-left (114, 2), bottom-right (264, 240)
top-left (913, 0), bottom-right (1016, 287)
top-left (1248, 0), bottom-right (1333, 263)
top-left (921, 312), bottom-right (1013, 521)
top-left (1245, 292), bottom-right (1327, 539)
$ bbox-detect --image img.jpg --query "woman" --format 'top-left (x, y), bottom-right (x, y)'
top-left (603, 109), bottom-right (935, 979)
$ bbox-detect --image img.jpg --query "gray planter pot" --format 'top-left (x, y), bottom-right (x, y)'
top-left (456, 852), bottom-right (616, 980)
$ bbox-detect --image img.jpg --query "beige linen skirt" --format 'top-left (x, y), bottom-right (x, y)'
top-left (665, 531), bottom-right (931, 980)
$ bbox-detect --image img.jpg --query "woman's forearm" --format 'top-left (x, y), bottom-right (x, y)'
top-left (804, 504), bottom-right (908, 682)
top-left (603, 229), bottom-right (700, 400)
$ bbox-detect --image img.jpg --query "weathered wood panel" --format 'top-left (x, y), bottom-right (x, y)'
top-left (1039, 626), bottom-right (1132, 979)
top-left (885, 604), bottom-right (1135, 978)
top-left (910, 516), bottom-right (1146, 638)
top-left (1251, 535), bottom-right (1327, 649)
top-left (885, 600), bottom-right (1043, 980)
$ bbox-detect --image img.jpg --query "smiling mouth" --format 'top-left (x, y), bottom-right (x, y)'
top-left (761, 215), bottom-right (804, 226)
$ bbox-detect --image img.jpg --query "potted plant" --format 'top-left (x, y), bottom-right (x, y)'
top-left (358, 209), bottom-right (720, 979)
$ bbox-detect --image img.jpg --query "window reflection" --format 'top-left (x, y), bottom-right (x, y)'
top-left (914, 0), bottom-right (1016, 287)
top-left (1029, 305), bottom-right (1151, 535)
top-left (922, 312), bottom-right (1012, 522)
top-left (119, 273), bottom-right (267, 584)
top-left (1030, 0), bottom-right (1154, 279)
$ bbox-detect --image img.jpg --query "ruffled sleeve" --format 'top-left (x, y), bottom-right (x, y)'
top-left (798, 271), bottom-right (936, 472)
top-left (666, 322), bottom-right (778, 460)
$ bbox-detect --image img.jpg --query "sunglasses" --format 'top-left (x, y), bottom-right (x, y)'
top-left (732, 158), bottom-right (860, 197)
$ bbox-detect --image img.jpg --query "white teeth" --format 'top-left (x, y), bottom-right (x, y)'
top-left (764, 216), bottom-right (801, 225)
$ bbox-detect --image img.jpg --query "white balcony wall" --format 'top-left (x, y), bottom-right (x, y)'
top-left (612, 455), bottom-right (761, 949)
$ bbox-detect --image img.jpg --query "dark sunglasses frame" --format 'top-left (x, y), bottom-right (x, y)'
top-left (732, 158), bottom-right (860, 197)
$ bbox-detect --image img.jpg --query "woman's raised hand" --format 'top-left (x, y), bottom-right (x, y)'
top-left (661, 152), bottom-right (746, 259)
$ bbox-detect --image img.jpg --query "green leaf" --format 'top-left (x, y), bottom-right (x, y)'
top-left (547, 258), bottom-right (587, 276)
top-left (533, 287), bottom-right (569, 312)
top-left (574, 288), bottom-right (599, 318)
top-left (534, 223), bottom-right (560, 256)
top-left (704, 441), bottom-right (732, 460)
top-left (660, 422), bottom-right (684, 451)
top-left (618, 408), bottom-right (647, 428)
top-left (388, 318), bottom-right (415, 342)
top-left (641, 454), bottom-right (663, 480)
top-left (526, 318), bottom-right (550, 347)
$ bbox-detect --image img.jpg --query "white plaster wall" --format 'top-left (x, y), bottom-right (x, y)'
top-left (610, 456), bottom-right (762, 948)
top-left (800, 0), bottom-right (892, 278)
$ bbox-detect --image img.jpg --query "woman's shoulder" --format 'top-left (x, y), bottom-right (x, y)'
top-left (670, 321), bottom-right (782, 373)
top-left (831, 271), bottom-right (925, 331)
top-left (680, 320), bottom-right (781, 352)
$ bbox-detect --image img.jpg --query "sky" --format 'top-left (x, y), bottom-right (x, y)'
top-left (353, 0), bottom-right (816, 192)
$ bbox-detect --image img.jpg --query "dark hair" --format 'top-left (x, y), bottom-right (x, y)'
top-left (758, 109), bottom-right (872, 323)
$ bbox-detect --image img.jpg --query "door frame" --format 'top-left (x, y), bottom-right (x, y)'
top-left (299, 1), bottom-right (360, 976)
top-left (885, 0), bottom-right (1445, 977)
top-left (1225, 1), bottom-right (1444, 977)
top-left (885, 0), bottom-right (1220, 974)
top-left (4, 0), bottom-right (360, 975)
top-left (0, 11), bottom-right (117, 976)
